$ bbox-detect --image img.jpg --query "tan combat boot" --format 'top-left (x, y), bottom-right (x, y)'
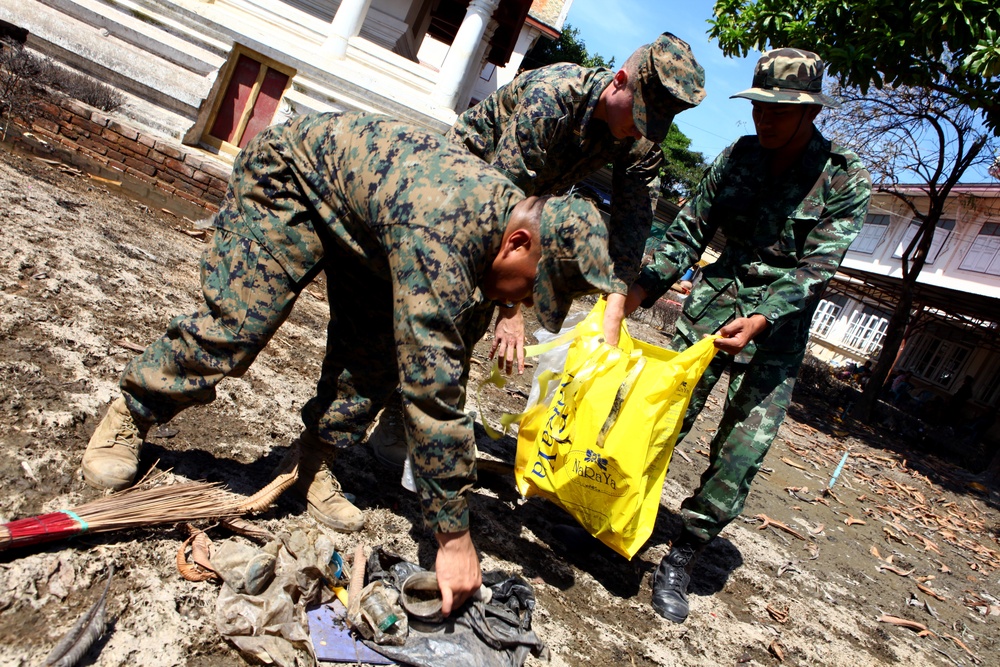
top-left (367, 397), bottom-right (407, 469)
top-left (82, 396), bottom-right (148, 490)
top-left (294, 433), bottom-right (365, 532)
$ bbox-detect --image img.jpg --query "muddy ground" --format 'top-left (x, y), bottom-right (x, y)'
top-left (0, 145), bottom-right (998, 667)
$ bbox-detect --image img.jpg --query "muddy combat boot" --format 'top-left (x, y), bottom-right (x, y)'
top-left (294, 434), bottom-right (365, 532)
top-left (651, 536), bottom-right (702, 623)
top-left (367, 397), bottom-right (407, 469)
top-left (82, 396), bottom-right (149, 490)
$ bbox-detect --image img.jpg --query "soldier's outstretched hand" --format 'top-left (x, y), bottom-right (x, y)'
top-left (491, 306), bottom-right (526, 374)
top-left (435, 529), bottom-right (482, 617)
top-left (714, 314), bottom-right (770, 355)
top-left (602, 293), bottom-right (627, 347)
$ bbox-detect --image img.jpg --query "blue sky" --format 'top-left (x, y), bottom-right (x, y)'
top-left (566, 0), bottom-right (757, 162)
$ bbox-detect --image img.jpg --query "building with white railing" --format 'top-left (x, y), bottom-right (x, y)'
top-left (2, 0), bottom-right (571, 149)
top-left (807, 184), bottom-right (1000, 417)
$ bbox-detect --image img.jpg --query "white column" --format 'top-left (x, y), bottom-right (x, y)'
top-left (496, 27), bottom-right (538, 87)
top-left (455, 20), bottom-right (497, 111)
top-left (324, 0), bottom-right (374, 59)
top-left (434, 0), bottom-right (500, 110)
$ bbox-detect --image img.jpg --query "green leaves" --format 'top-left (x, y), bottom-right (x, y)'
top-left (658, 124), bottom-right (708, 203)
top-left (708, 0), bottom-right (1000, 133)
top-left (962, 27), bottom-right (1000, 77)
top-left (521, 23), bottom-right (614, 71)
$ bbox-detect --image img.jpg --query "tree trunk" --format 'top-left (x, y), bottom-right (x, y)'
top-left (852, 207), bottom-right (940, 422)
top-left (984, 449), bottom-right (1000, 484)
top-left (852, 283), bottom-right (917, 421)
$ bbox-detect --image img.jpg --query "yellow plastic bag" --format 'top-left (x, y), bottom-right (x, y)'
top-left (514, 300), bottom-right (717, 559)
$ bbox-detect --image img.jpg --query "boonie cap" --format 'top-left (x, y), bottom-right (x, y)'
top-left (533, 195), bottom-right (614, 333)
top-left (731, 48), bottom-right (839, 108)
top-left (631, 32), bottom-right (706, 143)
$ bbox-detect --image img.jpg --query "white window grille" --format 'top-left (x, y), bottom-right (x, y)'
top-left (843, 309), bottom-right (889, 354)
top-left (959, 221), bottom-right (1000, 275)
top-left (810, 299), bottom-right (842, 337)
top-left (905, 335), bottom-right (971, 388)
top-left (850, 213), bottom-right (890, 254)
top-left (893, 218), bottom-right (955, 264)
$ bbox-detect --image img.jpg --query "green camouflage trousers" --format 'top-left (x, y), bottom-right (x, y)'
top-left (668, 318), bottom-right (805, 544)
top-left (120, 227), bottom-right (399, 447)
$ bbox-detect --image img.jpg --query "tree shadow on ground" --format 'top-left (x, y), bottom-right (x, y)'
top-left (788, 361), bottom-right (999, 512)
top-left (688, 539), bottom-right (743, 597)
top-left (527, 522), bottom-right (642, 597)
top-left (139, 440), bottom-right (290, 498)
top-left (470, 424), bottom-right (651, 598)
top-left (467, 425), bottom-right (750, 599)
top-left (637, 506), bottom-right (743, 598)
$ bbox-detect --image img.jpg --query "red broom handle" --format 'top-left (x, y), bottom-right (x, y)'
top-left (0, 511), bottom-right (87, 550)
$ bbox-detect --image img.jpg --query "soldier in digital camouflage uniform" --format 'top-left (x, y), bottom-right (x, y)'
top-left (452, 31), bottom-right (705, 358)
top-left (368, 32), bottom-right (706, 467)
top-left (82, 111), bottom-right (614, 615)
top-left (624, 49), bottom-right (872, 623)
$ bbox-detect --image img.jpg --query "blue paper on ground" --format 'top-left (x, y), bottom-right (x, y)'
top-left (307, 600), bottom-right (395, 665)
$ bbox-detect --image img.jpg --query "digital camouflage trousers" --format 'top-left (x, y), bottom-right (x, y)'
top-left (668, 316), bottom-right (805, 545)
top-left (120, 227), bottom-right (399, 448)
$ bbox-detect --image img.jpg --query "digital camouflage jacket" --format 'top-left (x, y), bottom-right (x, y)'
top-left (448, 62), bottom-right (662, 293)
top-left (216, 112), bottom-right (524, 533)
top-left (636, 131), bottom-right (872, 355)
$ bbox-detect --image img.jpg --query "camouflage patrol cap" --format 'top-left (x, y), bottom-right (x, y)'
top-left (631, 32), bottom-right (707, 143)
top-left (731, 48), bottom-right (839, 107)
top-left (533, 195), bottom-right (614, 333)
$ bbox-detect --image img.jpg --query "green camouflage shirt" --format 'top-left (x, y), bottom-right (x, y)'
top-left (448, 62), bottom-right (662, 293)
top-left (637, 131), bottom-right (872, 354)
top-left (216, 112), bottom-right (525, 533)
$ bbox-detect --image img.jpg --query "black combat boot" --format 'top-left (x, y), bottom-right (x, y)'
top-left (651, 536), bottom-right (702, 623)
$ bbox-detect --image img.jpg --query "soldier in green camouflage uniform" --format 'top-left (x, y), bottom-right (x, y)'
top-left (625, 49), bottom-right (872, 623)
top-left (367, 33), bottom-right (706, 468)
top-left (81, 111), bottom-right (614, 615)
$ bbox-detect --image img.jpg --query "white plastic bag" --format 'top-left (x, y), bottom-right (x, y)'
top-left (523, 310), bottom-right (588, 417)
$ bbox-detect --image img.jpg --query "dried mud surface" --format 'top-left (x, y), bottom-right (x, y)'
top-left (1, 146), bottom-right (998, 667)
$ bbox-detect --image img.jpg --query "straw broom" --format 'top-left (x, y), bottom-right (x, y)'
top-left (0, 473), bottom-right (245, 551)
top-left (0, 445), bottom-right (302, 552)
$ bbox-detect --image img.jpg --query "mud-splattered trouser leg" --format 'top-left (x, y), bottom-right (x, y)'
top-left (300, 257), bottom-right (399, 448)
top-left (668, 327), bottom-right (803, 544)
top-left (120, 229), bottom-right (300, 425)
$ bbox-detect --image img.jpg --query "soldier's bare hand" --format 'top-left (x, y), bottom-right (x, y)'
top-left (491, 306), bottom-right (525, 374)
top-left (435, 529), bottom-right (481, 617)
top-left (602, 293), bottom-right (627, 347)
top-left (715, 315), bottom-right (770, 354)
top-left (624, 283), bottom-right (646, 317)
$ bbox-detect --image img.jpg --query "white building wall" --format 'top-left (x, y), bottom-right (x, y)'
top-left (841, 191), bottom-right (1000, 299)
top-left (495, 26), bottom-right (540, 87)
top-left (809, 188), bottom-right (1000, 411)
top-left (417, 35), bottom-right (449, 69)
top-left (11, 0), bottom-right (571, 139)
top-left (470, 63), bottom-right (499, 106)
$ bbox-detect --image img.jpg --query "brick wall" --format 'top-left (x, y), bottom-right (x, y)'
top-left (18, 96), bottom-right (230, 214)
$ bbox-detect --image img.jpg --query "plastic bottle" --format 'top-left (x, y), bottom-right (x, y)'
top-left (361, 586), bottom-right (398, 632)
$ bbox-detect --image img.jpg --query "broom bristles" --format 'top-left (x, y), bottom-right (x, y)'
top-left (1, 478), bottom-right (245, 551)
top-left (74, 481), bottom-right (244, 529)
